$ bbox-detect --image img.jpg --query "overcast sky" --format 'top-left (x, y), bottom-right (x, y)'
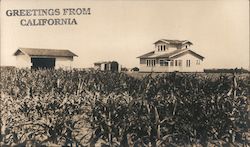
top-left (1, 0), bottom-right (249, 69)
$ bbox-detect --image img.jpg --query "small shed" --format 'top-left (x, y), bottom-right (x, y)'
top-left (94, 61), bottom-right (121, 72)
top-left (13, 48), bottom-right (77, 69)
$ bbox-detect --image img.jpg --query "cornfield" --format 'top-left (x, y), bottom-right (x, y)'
top-left (0, 67), bottom-right (249, 146)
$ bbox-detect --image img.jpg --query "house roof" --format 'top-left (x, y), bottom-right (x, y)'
top-left (137, 49), bottom-right (204, 60)
top-left (157, 49), bottom-right (189, 58)
top-left (13, 48), bottom-right (78, 57)
top-left (170, 50), bottom-right (204, 60)
top-left (154, 39), bottom-right (193, 45)
top-left (137, 51), bottom-right (155, 58)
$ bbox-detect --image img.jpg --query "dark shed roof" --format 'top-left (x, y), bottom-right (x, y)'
top-left (14, 48), bottom-right (78, 57)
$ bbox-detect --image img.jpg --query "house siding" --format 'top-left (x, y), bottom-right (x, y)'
top-left (140, 58), bottom-right (146, 64)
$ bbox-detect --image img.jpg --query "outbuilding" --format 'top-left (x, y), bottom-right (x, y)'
top-left (13, 48), bottom-right (77, 69)
top-left (94, 61), bottom-right (121, 72)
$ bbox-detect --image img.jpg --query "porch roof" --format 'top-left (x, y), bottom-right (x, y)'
top-left (137, 49), bottom-right (204, 60)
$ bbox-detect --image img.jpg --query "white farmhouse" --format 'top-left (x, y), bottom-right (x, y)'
top-left (137, 39), bottom-right (204, 72)
top-left (13, 48), bottom-right (77, 69)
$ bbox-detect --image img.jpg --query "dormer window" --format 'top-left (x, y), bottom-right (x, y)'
top-left (156, 43), bottom-right (169, 52)
top-left (157, 45), bottom-right (167, 52)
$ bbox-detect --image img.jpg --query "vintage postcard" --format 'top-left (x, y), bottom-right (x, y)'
top-left (0, 0), bottom-right (249, 146)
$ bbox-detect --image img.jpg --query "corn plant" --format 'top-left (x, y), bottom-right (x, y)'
top-left (0, 67), bottom-right (249, 146)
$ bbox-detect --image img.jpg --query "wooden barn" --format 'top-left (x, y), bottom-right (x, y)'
top-left (94, 61), bottom-right (121, 72)
top-left (13, 48), bottom-right (77, 69)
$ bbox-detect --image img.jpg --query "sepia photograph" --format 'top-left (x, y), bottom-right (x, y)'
top-left (0, 0), bottom-right (249, 146)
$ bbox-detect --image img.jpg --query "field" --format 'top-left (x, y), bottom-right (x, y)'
top-left (0, 67), bottom-right (249, 146)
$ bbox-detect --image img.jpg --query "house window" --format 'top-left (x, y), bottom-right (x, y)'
top-left (170, 60), bottom-right (174, 66)
top-left (178, 60), bottom-right (182, 66)
top-left (147, 59), bottom-right (156, 67)
top-left (163, 45), bottom-right (166, 51)
top-left (174, 60), bottom-right (182, 66)
top-left (186, 60), bottom-right (191, 67)
top-left (166, 61), bottom-right (169, 66)
top-left (160, 60), bottom-right (168, 66)
top-left (147, 60), bottom-right (150, 66)
top-left (158, 46), bottom-right (160, 51)
top-left (196, 60), bottom-right (200, 65)
top-left (175, 60), bottom-right (178, 66)
top-left (160, 60), bottom-right (164, 66)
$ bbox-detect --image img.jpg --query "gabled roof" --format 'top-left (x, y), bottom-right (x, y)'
top-left (154, 39), bottom-right (193, 45)
top-left (137, 51), bottom-right (155, 58)
top-left (13, 48), bottom-right (78, 57)
top-left (170, 50), bottom-right (204, 60)
top-left (137, 49), bottom-right (204, 60)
